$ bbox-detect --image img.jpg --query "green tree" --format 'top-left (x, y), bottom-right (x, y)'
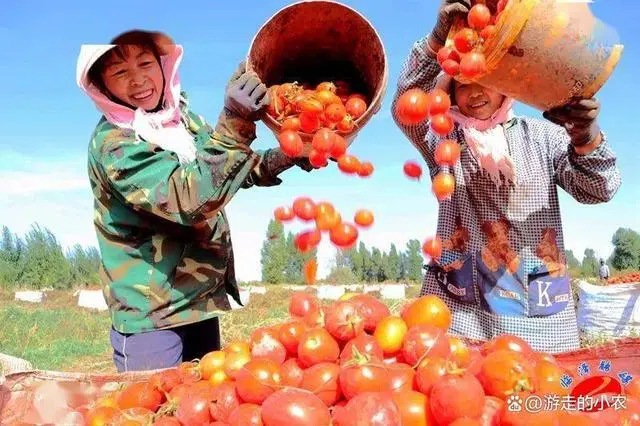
top-left (349, 243), bottom-right (365, 281)
top-left (385, 244), bottom-right (401, 281)
top-left (565, 249), bottom-right (580, 270)
top-left (406, 239), bottom-right (424, 282)
top-left (398, 252), bottom-right (408, 280)
top-left (371, 248), bottom-right (384, 282)
top-left (327, 250), bottom-right (358, 284)
top-left (68, 244), bottom-right (101, 286)
top-left (19, 224), bottom-right (72, 289)
top-left (610, 228), bottom-right (640, 271)
top-left (260, 220), bottom-right (287, 284)
top-left (581, 248), bottom-right (599, 278)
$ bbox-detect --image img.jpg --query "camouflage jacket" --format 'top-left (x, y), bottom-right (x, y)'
top-left (88, 92), bottom-right (291, 334)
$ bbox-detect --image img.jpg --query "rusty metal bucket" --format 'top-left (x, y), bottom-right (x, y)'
top-left (247, 0), bottom-right (388, 152)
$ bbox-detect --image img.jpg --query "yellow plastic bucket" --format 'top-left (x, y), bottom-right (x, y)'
top-left (247, 0), bottom-right (388, 152)
top-left (449, 0), bottom-right (623, 110)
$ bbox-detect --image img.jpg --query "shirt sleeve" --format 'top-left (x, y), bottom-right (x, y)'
top-left (391, 37), bottom-right (443, 163)
top-left (94, 126), bottom-right (262, 226)
top-left (547, 124), bottom-right (622, 204)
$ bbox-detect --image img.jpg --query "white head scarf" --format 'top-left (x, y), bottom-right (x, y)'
top-left (75, 32), bottom-right (196, 164)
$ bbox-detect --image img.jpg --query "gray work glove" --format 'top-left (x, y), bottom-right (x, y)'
top-left (264, 148), bottom-right (314, 177)
top-left (224, 61), bottom-right (270, 122)
top-left (432, 0), bottom-right (471, 45)
top-left (543, 98), bottom-right (602, 147)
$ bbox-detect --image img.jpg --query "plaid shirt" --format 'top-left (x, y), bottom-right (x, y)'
top-left (392, 38), bottom-right (622, 352)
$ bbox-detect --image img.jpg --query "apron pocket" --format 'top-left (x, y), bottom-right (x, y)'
top-left (431, 254), bottom-right (477, 304)
top-left (477, 250), bottom-right (526, 316)
top-left (527, 264), bottom-right (570, 317)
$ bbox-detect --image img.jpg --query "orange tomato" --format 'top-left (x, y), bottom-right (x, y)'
top-left (86, 406), bottom-right (118, 426)
top-left (200, 350), bottom-right (226, 380)
top-left (401, 295), bottom-right (452, 331)
top-left (374, 316), bottom-right (408, 355)
top-left (354, 209), bottom-right (374, 228)
top-left (225, 340), bottom-right (251, 355)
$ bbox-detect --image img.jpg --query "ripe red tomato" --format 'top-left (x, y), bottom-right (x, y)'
top-left (235, 358), bottom-right (282, 405)
top-left (437, 46), bottom-right (461, 65)
top-left (481, 25), bottom-right (497, 41)
top-left (422, 236), bottom-right (443, 261)
top-left (117, 382), bottom-right (164, 412)
top-left (294, 229), bottom-right (322, 253)
top-left (390, 390), bottom-right (433, 426)
top-left (273, 206), bottom-right (295, 222)
top-left (223, 351), bottom-right (251, 380)
top-left (432, 172), bottom-right (456, 201)
top-left (349, 294), bottom-right (391, 332)
top-left (468, 4), bottom-right (492, 30)
top-left (415, 357), bottom-right (448, 395)
top-left (479, 396), bottom-right (504, 426)
top-left (316, 208), bottom-right (342, 232)
top-left (337, 114), bottom-right (355, 132)
top-left (387, 364), bottom-right (417, 393)
top-left (297, 97), bottom-right (323, 114)
top-left (401, 324), bottom-right (450, 366)
top-left (200, 350), bottom-right (226, 381)
top-left (209, 382), bottom-right (241, 423)
top-left (316, 90), bottom-right (341, 106)
top-left (280, 358), bottom-right (305, 388)
top-left (288, 292), bottom-right (320, 318)
top-left (395, 88), bottom-right (430, 125)
top-left (345, 97), bottom-right (367, 119)
top-left (374, 316), bottom-right (408, 355)
top-left (281, 117), bottom-right (301, 132)
top-left (277, 130), bottom-right (304, 157)
top-left (460, 52), bottom-right (487, 79)
top-left (317, 81), bottom-right (337, 93)
top-left (308, 148), bottom-right (329, 168)
top-left (339, 360), bottom-right (390, 400)
top-left (448, 336), bottom-right (472, 368)
top-left (479, 350), bottom-right (535, 399)
top-left (278, 320), bottom-right (306, 356)
top-left (292, 197), bottom-right (317, 221)
top-left (261, 388), bottom-right (332, 426)
top-left (300, 362), bottom-right (342, 406)
top-left (430, 374), bottom-right (485, 425)
top-left (401, 294), bottom-right (452, 330)
top-left (312, 128), bottom-right (335, 152)
top-left (429, 88), bottom-right (451, 116)
top-left (454, 28), bottom-right (477, 53)
top-left (483, 334), bottom-right (534, 356)
top-left (430, 113), bottom-right (454, 135)
top-left (228, 404), bottom-right (263, 426)
top-left (325, 301), bottom-right (365, 342)
top-left (297, 328), bottom-right (340, 367)
top-left (303, 307), bottom-right (327, 328)
top-left (299, 111), bottom-right (320, 133)
top-left (435, 139), bottom-right (461, 166)
top-left (337, 155), bottom-right (361, 174)
top-left (333, 392), bottom-right (402, 426)
top-left (149, 369), bottom-right (182, 394)
top-left (535, 360), bottom-right (570, 396)
top-left (330, 223), bottom-right (359, 248)
top-left (176, 392), bottom-right (213, 426)
top-left (403, 161), bottom-right (423, 180)
top-left (442, 59), bottom-right (461, 76)
top-left (326, 103), bottom-right (347, 122)
top-left (251, 330), bottom-right (287, 365)
top-left (357, 161), bottom-right (374, 177)
top-left (354, 209), bottom-right (374, 228)
top-left (340, 334), bottom-right (384, 364)
top-left (330, 134), bottom-right (348, 158)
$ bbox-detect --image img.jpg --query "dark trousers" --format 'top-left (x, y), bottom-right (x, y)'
top-left (109, 317), bottom-right (221, 372)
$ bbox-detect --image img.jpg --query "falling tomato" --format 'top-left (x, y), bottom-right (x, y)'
top-left (330, 223), bottom-right (359, 248)
top-left (295, 229), bottom-right (322, 253)
top-left (403, 161), bottom-right (423, 180)
top-left (395, 88), bottom-right (431, 125)
top-left (330, 134), bottom-right (348, 159)
top-left (460, 52), bottom-right (487, 80)
top-left (293, 197), bottom-right (317, 221)
top-left (432, 172), bottom-right (456, 201)
top-left (312, 128), bottom-right (335, 153)
top-left (442, 59), bottom-right (461, 77)
top-left (358, 162), bottom-right (374, 177)
top-left (434, 139), bottom-right (461, 167)
top-left (429, 89), bottom-right (451, 116)
top-left (354, 210), bottom-right (374, 228)
top-left (430, 114), bottom-right (454, 136)
top-left (337, 115), bottom-right (355, 133)
top-left (308, 149), bottom-right (329, 168)
top-left (437, 46), bottom-right (461, 66)
top-left (304, 259), bottom-right (318, 285)
top-left (468, 4), bottom-right (492, 30)
top-left (274, 206), bottom-right (295, 222)
top-left (422, 236), bottom-right (443, 261)
top-left (454, 28), bottom-right (477, 53)
top-left (338, 155), bottom-right (361, 174)
top-left (278, 130), bottom-right (304, 157)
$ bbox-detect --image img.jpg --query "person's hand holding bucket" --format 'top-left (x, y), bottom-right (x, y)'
top-left (544, 97), bottom-right (602, 153)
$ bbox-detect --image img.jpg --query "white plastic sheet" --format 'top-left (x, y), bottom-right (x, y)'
top-left (576, 280), bottom-right (640, 337)
top-left (77, 290), bottom-right (108, 311)
top-left (380, 284), bottom-right (406, 300)
top-left (14, 291), bottom-right (45, 304)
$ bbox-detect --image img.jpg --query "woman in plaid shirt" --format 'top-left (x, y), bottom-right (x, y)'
top-left (392, 0), bottom-right (621, 352)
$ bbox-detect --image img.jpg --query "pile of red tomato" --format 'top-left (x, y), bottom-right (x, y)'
top-left (270, 80), bottom-right (372, 174)
top-left (273, 198), bottom-right (375, 284)
top-left (83, 292), bottom-right (640, 425)
top-left (607, 272), bottom-right (640, 285)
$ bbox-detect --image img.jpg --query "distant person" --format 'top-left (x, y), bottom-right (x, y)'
top-left (599, 260), bottom-right (610, 281)
top-left (76, 30), bottom-right (312, 372)
top-left (392, 0), bottom-right (621, 353)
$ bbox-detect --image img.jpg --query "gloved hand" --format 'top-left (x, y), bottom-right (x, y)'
top-left (543, 98), bottom-right (601, 147)
top-left (224, 61), bottom-right (270, 122)
top-left (432, 0), bottom-right (471, 45)
top-left (263, 148), bottom-right (314, 178)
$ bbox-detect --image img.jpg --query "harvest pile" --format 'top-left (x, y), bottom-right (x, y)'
top-left (607, 272), bottom-right (640, 284)
top-left (83, 292), bottom-right (640, 425)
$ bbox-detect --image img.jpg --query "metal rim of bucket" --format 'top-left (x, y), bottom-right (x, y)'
top-left (246, 0), bottom-right (389, 139)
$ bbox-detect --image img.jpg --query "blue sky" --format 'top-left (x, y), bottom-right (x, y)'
top-left (0, 0), bottom-right (638, 281)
